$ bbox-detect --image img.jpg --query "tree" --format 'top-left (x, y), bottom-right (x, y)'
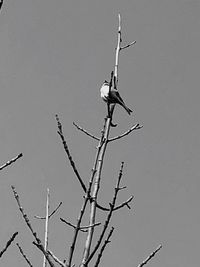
top-left (11, 14), bottom-right (162, 267)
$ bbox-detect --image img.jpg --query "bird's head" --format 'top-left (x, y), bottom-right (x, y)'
top-left (104, 80), bottom-right (109, 85)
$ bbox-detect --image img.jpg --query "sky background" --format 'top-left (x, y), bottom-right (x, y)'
top-left (0, 0), bottom-right (200, 266)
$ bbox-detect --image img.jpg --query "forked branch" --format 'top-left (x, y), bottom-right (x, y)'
top-left (94, 227), bottom-right (114, 267)
top-left (11, 186), bottom-right (55, 267)
top-left (35, 201), bottom-right (62, 219)
top-left (85, 162), bottom-right (127, 265)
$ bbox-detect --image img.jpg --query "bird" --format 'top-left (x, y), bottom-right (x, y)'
top-left (100, 80), bottom-right (132, 115)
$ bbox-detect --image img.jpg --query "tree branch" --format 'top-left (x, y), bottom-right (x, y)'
top-left (0, 153), bottom-right (23, 171)
top-left (86, 162), bottom-right (126, 265)
top-left (60, 217), bottom-right (101, 232)
top-left (43, 188), bottom-right (50, 267)
top-left (73, 122), bottom-right (100, 141)
top-left (94, 227), bottom-right (114, 267)
top-left (11, 186), bottom-right (55, 267)
top-left (137, 244), bottom-right (162, 267)
top-left (34, 201), bottom-right (62, 219)
top-left (48, 250), bottom-right (66, 267)
top-left (120, 40), bottom-right (136, 50)
top-left (56, 114), bottom-right (87, 193)
top-left (0, 232), bottom-right (18, 258)
top-left (108, 124), bottom-right (142, 142)
top-left (16, 243), bottom-right (33, 267)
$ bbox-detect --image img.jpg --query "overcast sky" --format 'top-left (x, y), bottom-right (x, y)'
top-left (0, 0), bottom-right (200, 266)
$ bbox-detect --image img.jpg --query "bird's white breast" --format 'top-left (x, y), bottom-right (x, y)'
top-left (100, 84), bottom-right (109, 101)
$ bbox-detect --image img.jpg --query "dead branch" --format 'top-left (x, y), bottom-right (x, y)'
top-left (73, 122), bottom-right (100, 141)
top-left (34, 201), bottom-right (62, 219)
top-left (108, 124), bottom-right (142, 142)
top-left (137, 244), bottom-right (162, 267)
top-left (0, 232), bottom-right (18, 258)
top-left (94, 227), bottom-right (114, 267)
top-left (11, 186), bottom-right (55, 267)
top-left (16, 243), bottom-right (33, 267)
top-left (56, 114), bottom-right (87, 193)
top-left (0, 153), bottom-right (22, 171)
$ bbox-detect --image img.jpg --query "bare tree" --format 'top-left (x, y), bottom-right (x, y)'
top-left (11, 14), bottom-right (162, 267)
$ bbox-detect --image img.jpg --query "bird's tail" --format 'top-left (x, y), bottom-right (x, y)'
top-left (122, 104), bottom-right (133, 115)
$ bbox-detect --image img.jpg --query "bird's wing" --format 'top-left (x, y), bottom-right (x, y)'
top-left (110, 90), bottom-right (125, 105)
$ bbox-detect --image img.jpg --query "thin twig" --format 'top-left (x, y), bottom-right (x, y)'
top-left (0, 153), bottom-right (23, 171)
top-left (94, 227), bottom-right (114, 267)
top-left (11, 186), bottom-right (55, 267)
top-left (0, 232), bottom-right (18, 258)
top-left (120, 40), bottom-right (136, 50)
top-left (73, 122), bottom-right (100, 141)
top-left (60, 218), bottom-right (101, 232)
top-left (16, 243), bottom-right (33, 267)
top-left (137, 244), bottom-right (162, 267)
top-left (35, 202), bottom-right (62, 219)
top-left (56, 114), bottom-right (87, 193)
top-left (48, 250), bottom-right (66, 267)
top-left (108, 124), bottom-right (142, 142)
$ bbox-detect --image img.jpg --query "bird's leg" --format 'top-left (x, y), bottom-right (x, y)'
top-left (110, 104), bottom-right (117, 127)
top-left (107, 102), bottom-right (111, 118)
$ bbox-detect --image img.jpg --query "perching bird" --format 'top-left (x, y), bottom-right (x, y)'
top-left (100, 80), bottom-right (132, 115)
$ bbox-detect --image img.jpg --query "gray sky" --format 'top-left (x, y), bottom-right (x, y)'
top-left (0, 0), bottom-right (200, 266)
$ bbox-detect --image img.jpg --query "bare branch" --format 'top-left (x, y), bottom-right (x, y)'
top-left (113, 195), bottom-right (134, 211)
top-left (108, 124), bottom-right (142, 142)
top-left (96, 195), bottom-right (134, 212)
top-left (35, 202), bottom-right (62, 219)
top-left (120, 40), bottom-right (136, 50)
top-left (69, 119), bottom-right (107, 267)
top-left (32, 242), bottom-right (55, 267)
top-left (43, 188), bottom-right (50, 267)
top-left (55, 114), bottom-right (87, 193)
top-left (11, 186), bottom-right (55, 267)
top-left (94, 227), bottom-right (114, 267)
top-left (16, 243), bottom-right (33, 267)
top-left (73, 122), bottom-right (100, 141)
top-left (0, 153), bottom-right (23, 171)
top-left (86, 162), bottom-right (126, 264)
top-left (48, 250), bottom-right (66, 267)
top-left (0, 232), bottom-right (18, 258)
top-left (60, 217), bottom-right (87, 232)
top-left (60, 218), bottom-right (101, 232)
top-left (137, 244), bottom-right (162, 267)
